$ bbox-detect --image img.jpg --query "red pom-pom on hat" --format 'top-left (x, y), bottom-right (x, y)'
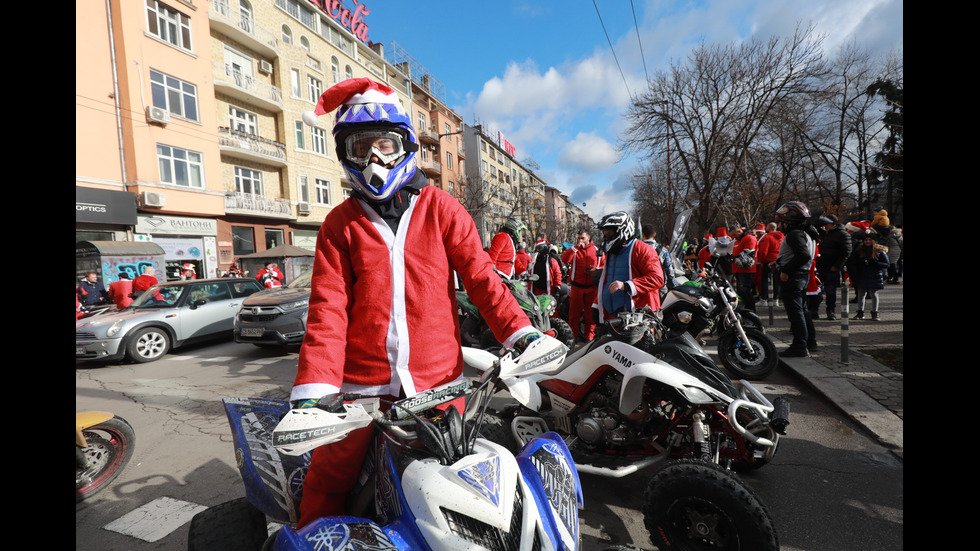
top-left (312, 78), bottom-right (398, 116)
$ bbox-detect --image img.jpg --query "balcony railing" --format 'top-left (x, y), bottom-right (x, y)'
top-left (218, 127), bottom-right (287, 166)
top-left (224, 191), bottom-right (292, 218)
top-left (419, 157), bottom-right (442, 174)
top-left (213, 62), bottom-right (283, 111)
top-left (208, 0), bottom-right (278, 57)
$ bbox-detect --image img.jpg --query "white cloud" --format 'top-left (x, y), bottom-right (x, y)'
top-left (559, 132), bottom-right (621, 173)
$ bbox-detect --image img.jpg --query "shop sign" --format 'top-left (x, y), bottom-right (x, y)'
top-left (309, 0), bottom-right (371, 42)
top-left (137, 214), bottom-right (217, 236)
top-left (76, 187), bottom-right (137, 225)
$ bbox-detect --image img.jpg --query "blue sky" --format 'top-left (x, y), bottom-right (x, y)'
top-left (365, 0), bottom-right (903, 222)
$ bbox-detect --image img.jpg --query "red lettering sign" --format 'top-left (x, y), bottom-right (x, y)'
top-left (310, 0), bottom-right (371, 42)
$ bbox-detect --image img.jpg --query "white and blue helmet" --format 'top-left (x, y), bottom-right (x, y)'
top-left (303, 78), bottom-right (419, 202)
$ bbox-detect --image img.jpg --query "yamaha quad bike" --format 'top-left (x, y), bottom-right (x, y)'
top-left (660, 262), bottom-right (778, 380)
top-left (463, 312), bottom-right (787, 550)
top-left (188, 338), bottom-right (589, 551)
top-left (458, 271), bottom-right (575, 350)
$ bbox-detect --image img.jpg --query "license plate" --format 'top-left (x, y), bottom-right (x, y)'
top-left (76, 347), bottom-right (85, 355)
top-left (241, 328), bottom-right (264, 337)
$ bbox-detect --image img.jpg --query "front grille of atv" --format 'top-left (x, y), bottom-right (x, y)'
top-left (441, 484), bottom-right (541, 551)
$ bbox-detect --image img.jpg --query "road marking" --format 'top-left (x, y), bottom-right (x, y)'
top-left (103, 497), bottom-right (206, 542)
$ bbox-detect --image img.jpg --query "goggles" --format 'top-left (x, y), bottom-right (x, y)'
top-left (344, 130), bottom-right (409, 167)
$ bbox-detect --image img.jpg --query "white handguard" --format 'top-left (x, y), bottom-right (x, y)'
top-left (272, 398), bottom-right (379, 456)
top-left (501, 333), bottom-right (568, 378)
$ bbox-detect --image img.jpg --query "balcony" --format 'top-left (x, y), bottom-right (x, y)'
top-left (213, 62), bottom-right (283, 112)
top-left (224, 191), bottom-right (293, 219)
top-left (218, 127), bottom-right (287, 167)
top-left (419, 157), bottom-right (442, 176)
top-left (208, 0), bottom-right (278, 58)
top-left (418, 130), bottom-right (439, 145)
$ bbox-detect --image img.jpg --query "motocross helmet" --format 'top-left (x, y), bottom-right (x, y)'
top-left (598, 211), bottom-right (636, 254)
top-left (303, 78), bottom-right (419, 202)
top-left (775, 201), bottom-right (810, 226)
top-left (502, 218), bottom-right (528, 243)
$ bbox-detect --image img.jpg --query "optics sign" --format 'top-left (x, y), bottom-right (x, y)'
top-left (309, 0), bottom-right (371, 42)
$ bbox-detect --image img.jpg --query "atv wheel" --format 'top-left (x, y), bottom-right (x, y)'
top-left (548, 318), bottom-right (575, 347)
top-left (474, 409), bottom-right (520, 453)
top-left (188, 497), bottom-right (269, 551)
top-left (643, 459), bottom-right (778, 551)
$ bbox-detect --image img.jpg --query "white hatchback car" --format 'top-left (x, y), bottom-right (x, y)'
top-left (76, 278), bottom-right (264, 363)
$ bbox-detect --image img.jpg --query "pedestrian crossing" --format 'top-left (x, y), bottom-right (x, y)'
top-left (103, 497), bottom-right (206, 542)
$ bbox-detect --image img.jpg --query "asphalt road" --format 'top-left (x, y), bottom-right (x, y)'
top-left (76, 337), bottom-right (902, 550)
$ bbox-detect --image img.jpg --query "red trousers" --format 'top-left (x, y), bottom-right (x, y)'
top-left (568, 285), bottom-right (598, 340)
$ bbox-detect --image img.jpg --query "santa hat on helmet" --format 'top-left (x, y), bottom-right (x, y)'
top-left (303, 78), bottom-right (400, 124)
top-left (846, 221), bottom-right (870, 233)
top-left (533, 238), bottom-right (550, 252)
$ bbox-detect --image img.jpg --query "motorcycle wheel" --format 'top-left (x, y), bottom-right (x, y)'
top-left (549, 318), bottom-right (576, 347)
top-left (723, 308), bottom-right (765, 333)
top-left (187, 497), bottom-right (269, 551)
top-left (76, 415), bottom-right (136, 503)
top-left (643, 459), bottom-right (779, 551)
top-left (717, 327), bottom-right (778, 380)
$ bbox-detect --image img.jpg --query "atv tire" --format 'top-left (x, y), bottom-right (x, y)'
top-left (643, 459), bottom-right (778, 551)
top-left (548, 318), bottom-right (575, 347)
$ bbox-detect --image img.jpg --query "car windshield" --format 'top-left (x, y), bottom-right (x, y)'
top-left (286, 270), bottom-right (313, 288)
top-left (131, 284), bottom-right (187, 308)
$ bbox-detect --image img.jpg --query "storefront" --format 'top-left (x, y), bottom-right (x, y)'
top-left (134, 214), bottom-right (219, 280)
top-left (75, 187), bottom-right (137, 241)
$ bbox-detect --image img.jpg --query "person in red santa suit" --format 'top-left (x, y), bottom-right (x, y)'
top-left (179, 263), bottom-right (197, 280)
top-left (292, 78), bottom-right (550, 528)
top-left (487, 218), bottom-right (527, 277)
top-left (256, 262), bottom-right (284, 286)
top-left (515, 243), bottom-right (531, 277)
top-left (561, 231), bottom-right (599, 342)
top-left (130, 267), bottom-right (160, 300)
top-left (529, 238), bottom-right (562, 298)
top-left (731, 224), bottom-right (759, 311)
top-left (107, 272), bottom-right (134, 309)
top-left (592, 212), bottom-right (664, 324)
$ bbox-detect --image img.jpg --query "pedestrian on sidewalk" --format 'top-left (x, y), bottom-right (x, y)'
top-left (815, 214), bottom-right (852, 320)
top-left (757, 222), bottom-right (783, 306)
top-left (773, 201), bottom-right (819, 357)
top-left (846, 232), bottom-right (890, 321)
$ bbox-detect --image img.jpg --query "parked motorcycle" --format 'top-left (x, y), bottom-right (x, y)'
top-left (76, 411), bottom-right (136, 503)
top-left (463, 311), bottom-right (787, 550)
top-left (458, 271), bottom-right (575, 350)
top-left (188, 340), bottom-right (589, 551)
top-left (660, 262), bottom-right (778, 380)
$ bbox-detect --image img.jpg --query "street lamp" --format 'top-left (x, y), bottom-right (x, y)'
top-left (438, 127), bottom-right (463, 139)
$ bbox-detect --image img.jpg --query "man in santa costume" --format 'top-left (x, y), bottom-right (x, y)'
top-left (529, 238), bottom-right (562, 297)
top-left (592, 211), bottom-right (664, 323)
top-left (487, 217), bottom-right (526, 277)
top-left (731, 225), bottom-right (759, 311)
top-left (561, 231), bottom-right (599, 342)
top-left (292, 78), bottom-right (548, 527)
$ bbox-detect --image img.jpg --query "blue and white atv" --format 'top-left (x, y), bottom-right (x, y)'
top-left (188, 337), bottom-right (585, 551)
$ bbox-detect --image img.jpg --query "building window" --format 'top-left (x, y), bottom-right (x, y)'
top-left (331, 57), bottom-right (339, 83)
top-left (150, 69), bottom-right (198, 122)
top-left (448, 181), bottom-right (455, 195)
top-left (343, 187), bottom-right (353, 200)
top-left (229, 106), bottom-right (257, 134)
top-left (291, 68), bottom-right (301, 97)
top-left (298, 175), bottom-right (310, 202)
top-left (295, 121), bottom-right (305, 149)
top-left (157, 144), bottom-right (203, 188)
top-left (307, 75), bottom-right (322, 103)
top-left (446, 152), bottom-right (453, 170)
top-left (300, 36), bottom-right (310, 51)
top-left (146, 0), bottom-right (192, 52)
top-left (345, 65), bottom-right (353, 79)
top-left (281, 25), bottom-right (292, 44)
top-left (265, 228), bottom-right (284, 248)
top-left (232, 226), bottom-right (255, 256)
top-left (235, 167), bottom-right (263, 195)
top-left (311, 127), bottom-right (326, 155)
top-left (417, 112), bottom-right (426, 132)
top-left (315, 178), bottom-right (331, 204)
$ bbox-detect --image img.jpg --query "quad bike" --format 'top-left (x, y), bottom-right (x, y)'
top-left (458, 271), bottom-right (574, 350)
top-left (76, 411), bottom-right (136, 503)
top-left (188, 338), bottom-right (593, 551)
top-left (463, 312), bottom-right (787, 550)
top-left (660, 262), bottom-right (778, 380)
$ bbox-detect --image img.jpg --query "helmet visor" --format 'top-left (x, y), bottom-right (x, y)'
top-left (344, 130), bottom-right (408, 167)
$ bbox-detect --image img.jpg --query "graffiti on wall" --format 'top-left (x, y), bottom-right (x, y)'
top-left (100, 256), bottom-right (164, 285)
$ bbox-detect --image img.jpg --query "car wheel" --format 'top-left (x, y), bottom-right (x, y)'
top-left (126, 327), bottom-right (171, 363)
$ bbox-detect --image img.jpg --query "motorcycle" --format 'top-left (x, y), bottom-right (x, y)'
top-left (188, 341), bottom-right (588, 551)
top-left (76, 411), bottom-right (136, 503)
top-left (458, 271), bottom-right (575, 350)
top-left (660, 262), bottom-right (778, 380)
top-left (463, 311), bottom-right (787, 550)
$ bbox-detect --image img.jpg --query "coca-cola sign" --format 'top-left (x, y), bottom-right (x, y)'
top-left (309, 0), bottom-right (371, 42)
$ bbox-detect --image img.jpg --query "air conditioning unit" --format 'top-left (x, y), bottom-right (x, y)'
top-left (298, 202), bottom-right (311, 214)
top-left (142, 191), bottom-right (166, 208)
top-left (145, 106), bottom-right (170, 125)
top-left (259, 60), bottom-right (273, 74)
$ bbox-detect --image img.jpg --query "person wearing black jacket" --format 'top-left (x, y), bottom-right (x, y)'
top-left (773, 202), bottom-right (819, 357)
top-left (815, 215), bottom-right (852, 320)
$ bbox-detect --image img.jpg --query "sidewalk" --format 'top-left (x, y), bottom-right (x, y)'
top-left (754, 281), bottom-right (903, 457)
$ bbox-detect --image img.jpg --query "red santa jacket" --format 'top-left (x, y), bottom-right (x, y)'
top-left (594, 240), bottom-right (665, 319)
top-left (293, 186), bottom-right (532, 402)
top-left (757, 231), bottom-right (784, 264)
top-left (561, 243), bottom-right (598, 287)
top-left (108, 279), bottom-right (134, 308)
top-left (487, 232), bottom-right (517, 277)
top-left (515, 248), bottom-right (531, 276)
top-left (732, 233), bottom-right (759, 274)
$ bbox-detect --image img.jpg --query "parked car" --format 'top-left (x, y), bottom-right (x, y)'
top-left (234, 270), bottom-right (312, 348)
top-left (76, 278), bottom-right (264, 363)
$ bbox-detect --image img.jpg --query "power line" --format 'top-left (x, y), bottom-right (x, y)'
top-left (592, 0), bottom-right (632, 100)
top-left (630, 0), bottom-right (649, 83)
